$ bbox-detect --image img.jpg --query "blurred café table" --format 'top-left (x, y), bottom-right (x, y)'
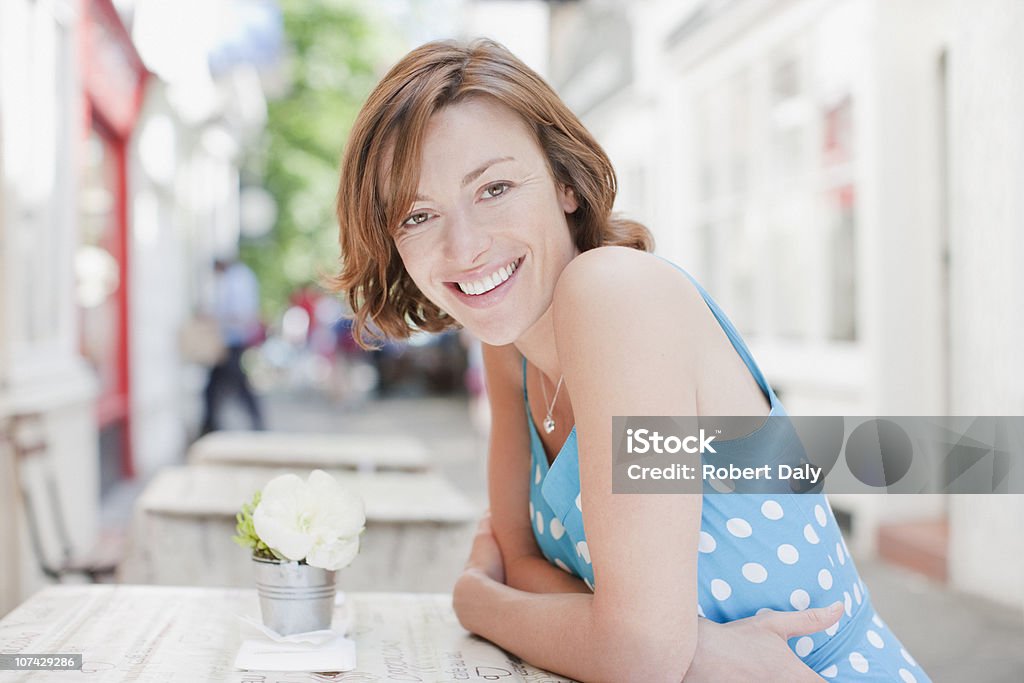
top-left (0, 584), bottom-right (575, 682)
top-left (186, 430), bottom-right (430, 472)
top-left (120, 465), bottom-right (478, 592)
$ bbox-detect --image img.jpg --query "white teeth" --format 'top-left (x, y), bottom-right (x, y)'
top-left (457, 259), bottom-right (519, 296)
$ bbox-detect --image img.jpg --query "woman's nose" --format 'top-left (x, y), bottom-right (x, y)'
top-left (442, 209), bottom-right (491, 264)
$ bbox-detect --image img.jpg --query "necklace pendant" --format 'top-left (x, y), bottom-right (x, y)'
top-left (543, 416), bottom-right (556, 434)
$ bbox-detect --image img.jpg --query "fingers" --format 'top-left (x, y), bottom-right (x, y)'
top-left (758, 601), bottom-right (843, 639)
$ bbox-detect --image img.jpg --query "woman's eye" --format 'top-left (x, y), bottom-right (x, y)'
top-left (402, 212), bottom-right (431, 227)
top-left (482, 182), bottom-right (510, 199)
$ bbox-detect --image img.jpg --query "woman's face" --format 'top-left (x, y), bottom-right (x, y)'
top-left (392, 97), bottom-right (579, 345)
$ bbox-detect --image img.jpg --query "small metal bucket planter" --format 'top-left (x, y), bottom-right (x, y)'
top-left (253, 555), bottom-right (336, 635)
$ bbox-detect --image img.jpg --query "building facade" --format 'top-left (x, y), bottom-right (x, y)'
top-left (0, 0), bottom-right (268, 616)
top-left (1, 0), bottom-right (106, 616)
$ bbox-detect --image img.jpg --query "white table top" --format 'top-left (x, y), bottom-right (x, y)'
top-left (0, 585), bottom-right (574, 682)
top-left (187, 431), bottom-right (430, 471)
top-left (138, 465), bottom-right (477, 523)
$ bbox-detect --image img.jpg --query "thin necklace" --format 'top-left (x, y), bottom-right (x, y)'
top-left (538, 367), bottom-right (565, 435)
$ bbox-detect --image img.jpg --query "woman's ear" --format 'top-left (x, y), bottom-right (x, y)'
top-left (558, 184), bottom-right (579, 214)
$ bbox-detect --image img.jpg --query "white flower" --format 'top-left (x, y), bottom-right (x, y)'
top-left (306, 536), bottom-right (360, 570)
top-left (252, 470), bottom-right (366, 570)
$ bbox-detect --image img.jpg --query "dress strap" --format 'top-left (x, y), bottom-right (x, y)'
top-left (521, 356), bottom-right (530, 405)
top-left (658, 257), bottom-right (778, 404)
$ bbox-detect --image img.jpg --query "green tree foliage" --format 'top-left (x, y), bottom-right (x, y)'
top-left (242, 0), bottom-right (396, 320)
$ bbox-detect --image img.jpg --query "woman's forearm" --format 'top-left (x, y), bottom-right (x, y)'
top-left (453, 569), bottom-right (691, 683)
top-left (505, 554), bottom-right (592, 594)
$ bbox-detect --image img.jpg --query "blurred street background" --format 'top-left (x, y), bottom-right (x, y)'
top-left (1, 1), bottom-right (1023, 680)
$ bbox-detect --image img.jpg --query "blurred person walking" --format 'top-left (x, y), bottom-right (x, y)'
top-left (200, 257), bottom-right (265, 435)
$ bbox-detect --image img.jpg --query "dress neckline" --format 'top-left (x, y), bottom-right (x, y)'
top-left (526, 406), bottom-right (576, 472)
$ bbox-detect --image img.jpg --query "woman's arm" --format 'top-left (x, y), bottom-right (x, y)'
top-left (480, 342), bottom-right (591, 595)
top-left (454, 248), bottom-right (706, 682)
top-left (459, 513), bottom-right (841, 682)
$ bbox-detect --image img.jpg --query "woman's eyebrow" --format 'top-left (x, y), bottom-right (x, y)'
top-left (461, 156), bottom-right (515, 188)
top-left (414, 156), bottom-right (517, 202)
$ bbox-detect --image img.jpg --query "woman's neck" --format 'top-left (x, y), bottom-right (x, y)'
top-left (514, 303), bottom-right (562, 385)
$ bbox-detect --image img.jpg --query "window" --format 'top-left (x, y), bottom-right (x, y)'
top-left (687, 29), bottom-right (860, 346)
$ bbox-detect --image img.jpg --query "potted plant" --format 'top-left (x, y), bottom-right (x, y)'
top-left (234, 469), bottom-right (366, 635)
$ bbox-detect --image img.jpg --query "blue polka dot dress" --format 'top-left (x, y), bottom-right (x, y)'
top-left (524, 262), bottom-right (931, 682)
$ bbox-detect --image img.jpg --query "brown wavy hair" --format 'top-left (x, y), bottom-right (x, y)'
top-left (331, 38), bottom-right (653, 347)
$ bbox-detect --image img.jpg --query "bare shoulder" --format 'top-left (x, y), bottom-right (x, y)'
top-left (556, 245), bottom-right (662, 283)
top-left (552, 246), bottom-right (706, 333)
top-left (550, 246), bottom-right (712, 413)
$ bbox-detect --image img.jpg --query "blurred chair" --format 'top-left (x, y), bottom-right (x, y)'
top-left (4, 413), bottom-right (118, 582)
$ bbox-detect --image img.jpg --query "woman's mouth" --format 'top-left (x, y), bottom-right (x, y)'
top-left (447, 256), bottom-right (524, 307)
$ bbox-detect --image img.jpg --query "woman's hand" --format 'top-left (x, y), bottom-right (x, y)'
top-left (463, 511), bottom-right (505, 585)
top-left (685, 602), bottom-right (843, 682)
top-left (453, 512), bottom-right (507, 634)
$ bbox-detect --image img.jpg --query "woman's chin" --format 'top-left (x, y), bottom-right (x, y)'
top-left (462, 321), bottom-right (523, 347)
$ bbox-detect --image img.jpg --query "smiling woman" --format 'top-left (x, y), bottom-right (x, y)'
top-left (331, 40), bottom-right (650, 349)
top-left (390, 98), bottom-right (581, 337)
top-left (329, 39), bottom-right (931, 683)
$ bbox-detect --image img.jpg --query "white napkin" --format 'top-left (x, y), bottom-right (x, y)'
top-left (234, 592), bottom-right (357, 672)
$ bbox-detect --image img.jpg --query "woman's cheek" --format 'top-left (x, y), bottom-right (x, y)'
top-left (395, 242), bottom-right (423, 273)
top-left (407, 267), bottom-right (432, 297)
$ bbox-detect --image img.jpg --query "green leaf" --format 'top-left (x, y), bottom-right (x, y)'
top-left (233, 490), bottom-right (265, 551)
